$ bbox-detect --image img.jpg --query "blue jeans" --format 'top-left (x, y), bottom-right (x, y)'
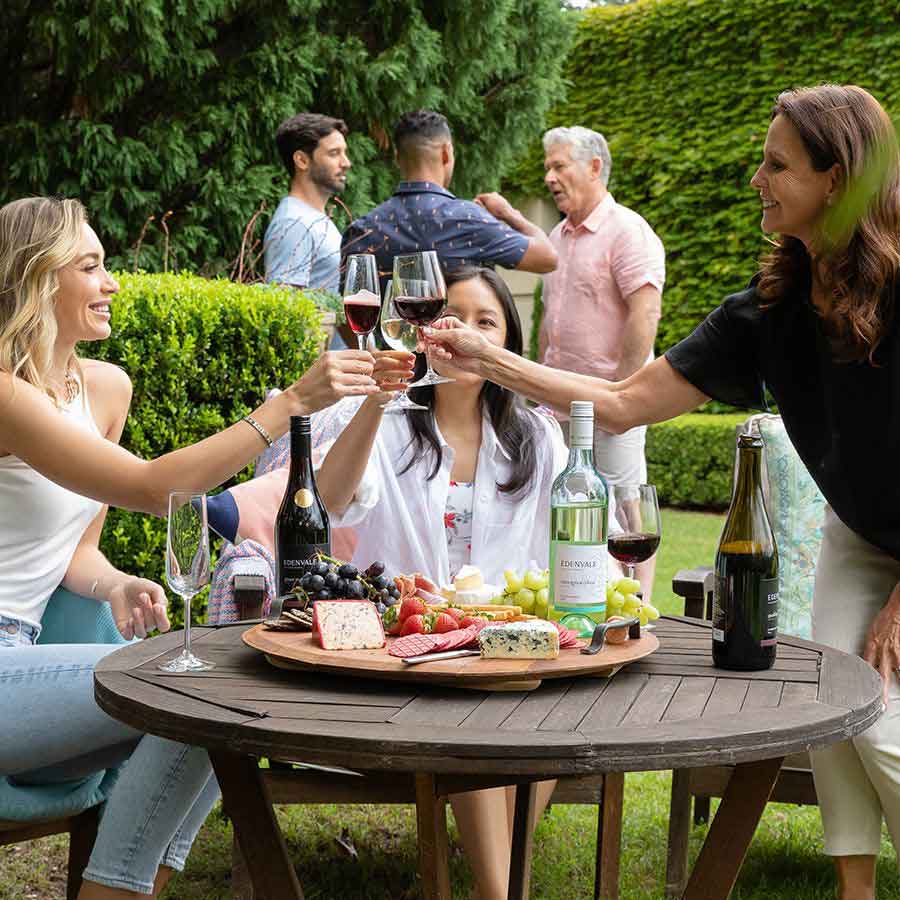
top-left (0, 621), bottom-right (219, 894)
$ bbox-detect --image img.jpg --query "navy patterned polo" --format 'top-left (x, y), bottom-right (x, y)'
top-left (341, 181), bottom-right (528, 285)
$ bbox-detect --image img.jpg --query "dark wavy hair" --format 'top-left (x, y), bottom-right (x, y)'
top-left (275, 113), bottom-right (348, 178)
top-left (398, 267), bottom-right (542, 497)
top-left (756, 84), bottom-right (900, 363)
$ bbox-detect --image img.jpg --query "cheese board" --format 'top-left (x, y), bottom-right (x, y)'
top-left (242, 624), bottom-right (659, 692)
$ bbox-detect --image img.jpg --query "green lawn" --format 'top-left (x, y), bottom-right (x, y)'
top-left (3, 508), bottom-right (898, 899)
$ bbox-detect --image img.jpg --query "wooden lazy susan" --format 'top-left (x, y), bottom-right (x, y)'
top-left (242, 624), bottom-right (659, 692)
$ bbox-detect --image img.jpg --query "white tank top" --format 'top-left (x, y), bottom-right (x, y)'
top-left (0, 379), bottom-right (104, 627)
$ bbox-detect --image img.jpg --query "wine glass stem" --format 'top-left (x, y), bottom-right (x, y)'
top-left (420, 327), bottom-right (439, 377)
top-left (625, 564), bottom-right (635, 582)
top-left (357, 334), bottom-right (368, 351)
top-left (183, 593), bottom-right (192, 657)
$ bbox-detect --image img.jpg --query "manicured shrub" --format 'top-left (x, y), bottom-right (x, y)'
top-left (90, 273), bottom-right (324, 621)
top-left (646, 413), bottom-right (748, 510)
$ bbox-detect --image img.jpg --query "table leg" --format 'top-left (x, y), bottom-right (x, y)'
top-left (682, 756), bottom-right (784, 900)
top-left (508, 781), bottom-right (538, 900)
top-left (209, 750), bottom-right (304, 900)
top-left (595, 772), bottom-right (624, 900)
top-left (414, 773), bottom-right (451, 900)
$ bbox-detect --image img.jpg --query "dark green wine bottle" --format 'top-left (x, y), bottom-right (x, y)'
top-left (712, 432), bottom-right (779, 671)
top-left (274, 416), bottom-right (330, 601)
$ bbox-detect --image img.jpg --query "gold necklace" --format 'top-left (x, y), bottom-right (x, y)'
top-left (63, 369), bottom-right (80, 404)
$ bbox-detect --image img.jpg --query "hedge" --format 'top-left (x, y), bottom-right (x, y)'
top-left (646, 413), bottom-right (748, 510)
top-left (506, 0), bottom-right (900, 352)
top-left (90, 273), bottom-right (324, 622)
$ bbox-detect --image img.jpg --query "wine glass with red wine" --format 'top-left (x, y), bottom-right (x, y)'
top-left (343, 254), bottom-right (380, 350)
top-left (392, 250), bottom-right (453, 387)
top-left (608, 484), bottom-right (661, 582)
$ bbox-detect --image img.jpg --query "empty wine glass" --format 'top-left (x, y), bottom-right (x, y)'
top-left (343, 253), bottom-right (381, 350)
top-left (379, 279), bottom-right (427, 413)
top-left (159, 491), bottom-right (214, 672)
top-left (392, 251), bottom-right (453, 388)
top-left (608, 484), bottom-right (662, 582)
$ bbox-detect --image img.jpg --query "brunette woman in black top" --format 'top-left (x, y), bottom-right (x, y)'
top-left (426, 84), bottom-right (900, 899)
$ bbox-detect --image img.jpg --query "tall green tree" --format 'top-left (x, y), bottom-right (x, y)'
top-left (1, 1), bottom-right (573, 273)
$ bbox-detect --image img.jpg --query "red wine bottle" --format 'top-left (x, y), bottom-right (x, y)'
top-left (275, 416), bottom-right (330, 601)
top-left (712, 432), bottom-right (779, 671)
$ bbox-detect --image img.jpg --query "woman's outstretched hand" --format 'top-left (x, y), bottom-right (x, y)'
top-left (109, 576), bottom-right (171, 640)
top-left (863, 579), bottom-right (900, 705)
top-left (372, 350), bottom-right (416, 396)
top-left (293, 350), bottom-right (379, 413)
top-left (421, 317), bottom-right (493, 375)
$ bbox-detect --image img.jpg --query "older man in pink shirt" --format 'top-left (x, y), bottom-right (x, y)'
top-left (539, 126), bottom-right (665, 595)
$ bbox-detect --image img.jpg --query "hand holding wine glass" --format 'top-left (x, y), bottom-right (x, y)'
top-left (159, 491), bottom-right (214, 673)
top-left (608, 484), bottom-right (661, 583)
top-left (343, 254), bottom-right (381, 351)
top-left (392, 250), bottom-right (453, 388)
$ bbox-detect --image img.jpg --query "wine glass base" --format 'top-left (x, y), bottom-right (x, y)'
top-left (381, 395), bottom-right (428, 412)
top-left (158, 651), bottom-right (215, 673)
top-left (407, 372), bottom-right (455, 388)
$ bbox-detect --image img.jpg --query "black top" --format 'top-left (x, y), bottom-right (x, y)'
top-left (665, 278), bottom-right (900, 561)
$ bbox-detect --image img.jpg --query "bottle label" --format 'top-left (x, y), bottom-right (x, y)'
top-left (552, 543), bottom-right (607, 613)
top-left (760, 578), bottom-right (779, 646)
top-left (294, 489), bottom-right (314, 508)
top-left (278, 543), bottom-right (328, 594)
top-left (712, 574), bottom-right (779, 646)
top-left (569, 416), bottom-right (594, 449)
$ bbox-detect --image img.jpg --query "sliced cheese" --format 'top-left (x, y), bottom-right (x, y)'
top-left (453, 564), bottom-right (483, 591)
top-left (478, 620), bottom-right (560, 659)
top-left (313, 600), bottom-right (385, 651)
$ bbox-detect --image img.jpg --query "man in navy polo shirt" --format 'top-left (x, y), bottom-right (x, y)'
top-left (342, 109), bottom-right (557, 287)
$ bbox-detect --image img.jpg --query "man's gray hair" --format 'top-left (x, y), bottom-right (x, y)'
top-left (542, 126), bottom-right (612, 186)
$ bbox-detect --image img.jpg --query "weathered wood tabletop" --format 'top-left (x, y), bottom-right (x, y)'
top-left (94, 616), bottom-right (882, 900)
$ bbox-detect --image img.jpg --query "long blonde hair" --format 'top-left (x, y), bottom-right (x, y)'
top-left (0, 197), bottom-right (87, 402)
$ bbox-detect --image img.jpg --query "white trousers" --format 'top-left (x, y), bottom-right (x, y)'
top-left (810, 506), bottom-right (900, 857)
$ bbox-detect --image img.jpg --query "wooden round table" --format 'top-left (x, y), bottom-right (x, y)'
top-left (94, 616), bottom-right (882, 900)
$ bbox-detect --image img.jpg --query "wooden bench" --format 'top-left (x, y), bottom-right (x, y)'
top-left (0, 809), bottom-right (99, 900)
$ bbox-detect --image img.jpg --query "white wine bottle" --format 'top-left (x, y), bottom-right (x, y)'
top-left (274, 416), bottom-right (330, 605)
top-left (549, 401), bottom-right (609, 637)
top-left (712, 432), bottom-right (779, 670)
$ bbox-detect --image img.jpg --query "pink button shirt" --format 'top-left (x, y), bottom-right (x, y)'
top-left (540, 193), bottom-right (665, 386)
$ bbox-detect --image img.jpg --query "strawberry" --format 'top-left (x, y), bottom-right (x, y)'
top-left (459, 615), bottom-right (488, 628)
top-left (400, 614), bottom-right (426, 636)
top-left (444, 607), bottom-right (465, 622)
top-left (398, 596), bottom-right (426, 623)
top-left (386, 619), bottom-right (402, 636)
top-left (432, 612), bottom-right (460, 634)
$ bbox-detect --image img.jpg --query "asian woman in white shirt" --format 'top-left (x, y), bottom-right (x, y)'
top-left (315, 267), bottom-right (581, 900)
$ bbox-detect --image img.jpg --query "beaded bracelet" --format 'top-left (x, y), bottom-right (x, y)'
top-left (242, 414), bottom-right (274, 448)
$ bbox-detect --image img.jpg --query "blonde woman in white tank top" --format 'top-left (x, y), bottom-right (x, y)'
top-left (0, 196), bottom-right (408, 899)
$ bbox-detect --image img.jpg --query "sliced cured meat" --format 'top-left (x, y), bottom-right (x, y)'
top-left (388, 632), bottom-right (449, 658)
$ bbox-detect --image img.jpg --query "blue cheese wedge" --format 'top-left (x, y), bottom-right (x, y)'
top-left (478, 620), bottom-right (560, 659)
top-left (313, 601), bottom-right (385, 651)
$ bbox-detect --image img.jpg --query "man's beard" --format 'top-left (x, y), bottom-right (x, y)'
top-left (310, 162), bottom-right (346, 196)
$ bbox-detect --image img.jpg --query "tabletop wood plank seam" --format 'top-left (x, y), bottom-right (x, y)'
top-left (127, 672), bottom-right (269, 720)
